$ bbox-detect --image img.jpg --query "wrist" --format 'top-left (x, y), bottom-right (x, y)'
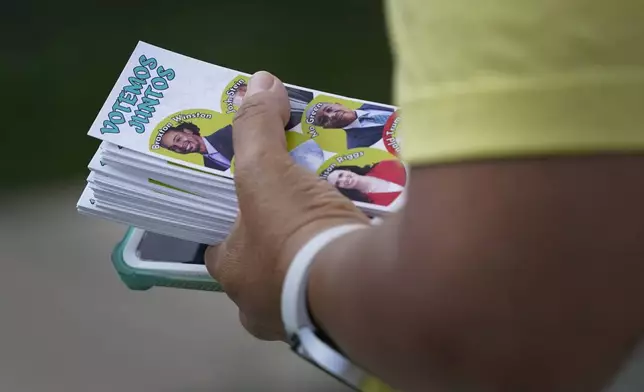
top-left (305, 247), bottom-right (347, 352)
top-left (280, 222), bottom-right (368, 339)
top-left (277, 217), bottom-right (369, 302)
top-left (280, 223), bottom-right (384, 391)
top-left (279, 220), bottom-right (400, 392)
top-left (304, 227), bottom-right (368, 352)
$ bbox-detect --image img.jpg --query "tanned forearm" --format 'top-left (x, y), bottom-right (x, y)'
top-left (306, 214), bottom-right (437, 391)
top-left (306, 155), bottom-right (644, 392)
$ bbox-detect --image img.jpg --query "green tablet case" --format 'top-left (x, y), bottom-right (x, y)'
top-left (111, 227), bottom-right (223, 292)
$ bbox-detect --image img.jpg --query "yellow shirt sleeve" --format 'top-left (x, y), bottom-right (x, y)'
top-left (385, 0), bottom-right (644, 165)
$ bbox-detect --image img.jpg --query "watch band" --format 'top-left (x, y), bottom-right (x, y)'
top-left (281, 223), bottom-right (368, 339)
top-left (280, 223), bottom-right (395, 391)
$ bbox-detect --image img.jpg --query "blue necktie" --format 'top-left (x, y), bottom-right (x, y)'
top-left (359, 113), bottom-right (390, 127)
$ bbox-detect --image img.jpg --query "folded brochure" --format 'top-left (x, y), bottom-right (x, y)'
top-left (79, 41), bottom-right (406, 243)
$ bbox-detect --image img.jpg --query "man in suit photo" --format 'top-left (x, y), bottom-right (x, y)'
top-left (304, 101), bottom-right (395, 149)
top-left (158, 122), bottom-right (234, 171)
top-left (158, 120), bottom-right (331, 173)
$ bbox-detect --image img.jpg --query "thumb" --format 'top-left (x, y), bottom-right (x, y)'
top-left (232, 71), bottom-right (291, 165)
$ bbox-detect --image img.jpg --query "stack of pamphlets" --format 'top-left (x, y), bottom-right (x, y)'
top-left (77, 42), bottom-right (407, 245)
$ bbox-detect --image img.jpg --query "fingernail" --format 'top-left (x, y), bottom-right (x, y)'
top-left (246, 71), bottom-right (276, 97)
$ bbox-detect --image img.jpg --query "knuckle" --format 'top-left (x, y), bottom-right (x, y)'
top-left (205, 243), bottom-right (238, 296)
top-left (205, 222), bottom-right (248, 301)
top-left (238, 311), bottom-right (255, 334)
top-left (223, 282), bottom-right (241, 302)
top-left (239, 311), bottom-right (278, 341)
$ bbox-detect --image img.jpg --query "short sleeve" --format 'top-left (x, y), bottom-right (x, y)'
top-left (385, 0), bottom-right (644, 165)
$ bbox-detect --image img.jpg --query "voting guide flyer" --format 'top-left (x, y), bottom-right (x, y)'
top-left (85, 41), bottom-right (407, 217)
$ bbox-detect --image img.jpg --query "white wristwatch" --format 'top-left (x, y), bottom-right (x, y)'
top-left (280, 224), bottom-right (392, 392)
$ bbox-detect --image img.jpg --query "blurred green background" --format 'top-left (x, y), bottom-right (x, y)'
top-left (4, 0), bottom-right (392, 190)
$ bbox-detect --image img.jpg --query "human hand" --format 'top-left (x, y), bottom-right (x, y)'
top-left (205, 71), bottom-right (370, 341)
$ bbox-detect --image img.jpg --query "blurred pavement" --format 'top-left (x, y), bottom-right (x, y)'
top-left (0, 183), bottom-right (349, 392)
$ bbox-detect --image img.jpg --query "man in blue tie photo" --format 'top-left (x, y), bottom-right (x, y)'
top-left (158, 122), bottom-right (234, 172)
top-left (158, 121), bottom-right (333, 173)
top-left (305, 101), bottom-right (395, 149)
